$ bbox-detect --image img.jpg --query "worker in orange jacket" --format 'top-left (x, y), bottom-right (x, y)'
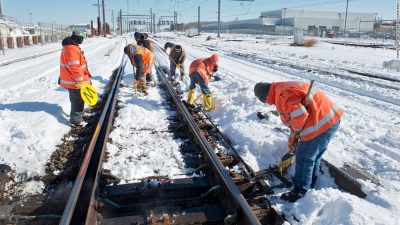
top-left (254, 81), bottom-right (343, 202)
top-left (187, 54), bottom-right (219, 110)
top-left (59, 29), bottom-right (91, 126)
top-left (124, 44), bottom-right (154, 95)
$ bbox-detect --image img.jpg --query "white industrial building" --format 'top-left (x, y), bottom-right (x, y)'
top-left (201, 9), bottom-right (377, 35)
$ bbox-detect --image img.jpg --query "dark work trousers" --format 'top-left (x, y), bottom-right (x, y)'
top-left (68, 89), bottom-right (84, 124)
top-left (170, 60), bottom-right (185, 77)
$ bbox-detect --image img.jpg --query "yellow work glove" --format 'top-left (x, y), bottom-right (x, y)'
top-left (176, 63), bottom-right (182, 68)
top-left (75, 81), bottom-right (84, 88)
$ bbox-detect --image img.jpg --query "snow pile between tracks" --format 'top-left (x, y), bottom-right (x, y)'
top-left (103, 71), bottom-right (189, 183)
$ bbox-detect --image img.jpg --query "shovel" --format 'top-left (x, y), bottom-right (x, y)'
top-left (277, 152), bottom-right (295, 176)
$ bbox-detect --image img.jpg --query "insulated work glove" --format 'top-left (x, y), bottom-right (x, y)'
top-left (214, 75), bottom-right (222, 81)
top-left (75, 81), bottom-right (85, 88)
top-left (278, 152), bottom-right (295, 176)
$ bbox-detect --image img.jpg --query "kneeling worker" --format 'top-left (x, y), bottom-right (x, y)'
top-left (254, 81), bottom-right (343, 202)
top-left (187, 54), bottom-right (219, 110)
top-left (124, 44), bottom-right (154, 95)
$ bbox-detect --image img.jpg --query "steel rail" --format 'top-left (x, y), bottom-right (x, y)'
top-left (154, 63), bottom-right (262, 224)
top-left (0, 49), bottom-right (61, 67)
top-left (59, 52), bottom-right (127, 225)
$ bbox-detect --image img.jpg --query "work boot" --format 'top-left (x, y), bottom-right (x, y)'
top-left (187, 90), bottom-right (195, 105)
top-left (133, 79), bottom-right (139, 92)
top-left (138, 76), bottom-right (147, 93)
top-left (203, 94), bottom-right (215, 111)
top-left (281, 187), bottom-right (306, 202)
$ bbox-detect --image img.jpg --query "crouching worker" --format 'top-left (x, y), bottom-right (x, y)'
top-left (163, 42), bottom-right (186, 80)
top-left (59, 29), bottom-right (92, 127)
top-left (187, 54), bottom-right (219, 110)
top-left (254, 81), bottom-right (343, 202)
top-left (124, 44), bottom-right (155, 95)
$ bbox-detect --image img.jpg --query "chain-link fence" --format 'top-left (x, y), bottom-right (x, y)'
top-left (0, 15), bottom-right (71, 55)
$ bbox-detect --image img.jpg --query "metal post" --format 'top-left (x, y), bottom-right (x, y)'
top-left (217, 0), bottom-right (221, 37)
top-left (397, 0), bottom-right (400, 58)
top-left (358, 19), bottom-right (361, 43)
top-left (344, 0), bottom-right (349, 44)
top-left (102, 0), bottom-right (106, 36)
top-left (112, 10), bottom-right (114, 32)
top-left (198, 6), bottom-right (201, 34)
top-left (39, 22), bottom-right (42, 46)
top-left (51, 23), bottom-right (54, 42)
top-left (0, 29), bottom-right (4, 55)
top-left (30, 12), bottom-right (33, 27)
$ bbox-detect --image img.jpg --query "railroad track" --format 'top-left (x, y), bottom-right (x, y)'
top-left (55, 41), bottom-right (288, 224)
top-left (0, 49), bottom-right (61, 67)
top-left (225, 51), bottom-right (400, 86)
top-left (0, 36), bottom-right (381, 225)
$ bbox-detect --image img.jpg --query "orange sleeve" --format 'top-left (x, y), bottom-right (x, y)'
top-left (285, 96), bottom-right (309, 132)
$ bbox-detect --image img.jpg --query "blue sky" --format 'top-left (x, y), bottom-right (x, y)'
top-left (2, 0), bottom-right (394, 26)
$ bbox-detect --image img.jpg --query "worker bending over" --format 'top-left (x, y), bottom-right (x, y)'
top-left (124, 44), bottom-right (155, 95)
top-left (187, 54), bottom-right (219, 110)
top-left (254, 81), bottom-right (343, 202)
top-left (163, 42), bottom-right (186, 80)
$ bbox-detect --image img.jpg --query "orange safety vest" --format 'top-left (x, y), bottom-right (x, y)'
top-left (189, 58), bottom-right (217, 84)
top-left (267, 81), bottom-right (343, 141)
top-left (130, 46), bottom-right (154, 74)
top-left (59, 45), bottom-right (91, 89)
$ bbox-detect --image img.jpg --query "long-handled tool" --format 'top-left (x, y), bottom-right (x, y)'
top-left (277, 80), bottom-right (315, 175)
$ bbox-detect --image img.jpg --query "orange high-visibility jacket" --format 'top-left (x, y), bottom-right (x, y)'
top-left (189, 54), bottom-right (218, 84)
top-left (59, 43), bottom-right (91, 89)
top-left (129, 45), bottom-right (155, 74)
top-left (266, 81), bottom-right (343, 141)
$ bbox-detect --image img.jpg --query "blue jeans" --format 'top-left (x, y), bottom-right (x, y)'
top-left (189, 72), bottom-right (210, 94)
top-left (294, 120), bottom-right (341, 191)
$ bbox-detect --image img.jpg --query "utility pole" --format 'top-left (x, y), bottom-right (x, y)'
top-left (217, 0), bottom-right (221, 37)
top-left (153, 13), bottom-right (156, 33)
top-left (174, 11), bottom-right (177, 33)
top-left (0, 0), bottom-right (3, 19)
top-left (150, 8), bottom-right (153, 33)
top-left (97, 0), bottom-right (101, 22)
top-left (344, 0), bottom-right (349, 44)
top-left (102, 0), bottom-right (106, 36)
top-left (216, 1), bottom-right (254, 37)
top-left (120, 9), bottom-right (123, 35)
top-left (198, 6), bottom-right (201, 34)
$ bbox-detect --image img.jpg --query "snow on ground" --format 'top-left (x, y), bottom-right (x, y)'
top-left (0, 36), bottom-right (125, 192)
top-left (1, 31), bottom-right (399, 224)
top-left (103, 65), bottom-right (190, 183)
top-left (153, 32), bottom-right (400, 224)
